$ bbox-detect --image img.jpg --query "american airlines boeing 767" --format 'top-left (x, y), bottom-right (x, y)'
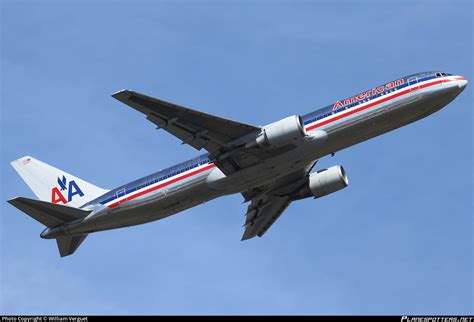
top-left (8, 71), bottom-right (468, 256)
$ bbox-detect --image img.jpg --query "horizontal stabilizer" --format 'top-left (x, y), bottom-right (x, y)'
top-left (8, 197), bottom-right (91, 227)
top-left (56, 234), bottom-right (88, 257)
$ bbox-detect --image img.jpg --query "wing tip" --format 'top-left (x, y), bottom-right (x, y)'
top-left (7, 197), bottom-right (20, 206)
top-left (241, 231), bottom-right (256, 241)
top-left (111, 89), bottom-right (131, 99)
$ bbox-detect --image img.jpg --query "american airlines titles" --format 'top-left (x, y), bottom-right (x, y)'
top-left (332, 79), bottom-right (405, 110)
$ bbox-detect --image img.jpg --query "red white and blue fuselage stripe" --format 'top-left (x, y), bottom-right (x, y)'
top-left (89, 73), bottom-right (465, 209)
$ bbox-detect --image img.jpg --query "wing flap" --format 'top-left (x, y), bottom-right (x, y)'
top-left (112, 90), bottom-right (306, 176)
top-left (242, 196), bottom-right (292, 240)
top-left (240, 161), bottom-right (317, 240)
top-left (112, 90), bottom-right (259, 153)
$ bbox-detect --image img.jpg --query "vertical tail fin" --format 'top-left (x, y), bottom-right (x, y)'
top-left (11, 156), bottom-right (108, 208)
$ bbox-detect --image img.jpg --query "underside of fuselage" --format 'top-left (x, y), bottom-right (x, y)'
top-left (66, 74), bottom-right (467, 236)
top-left (317, 84), bottom-right (464, 157)
top-left (8, 71), bottom-right (468, 257)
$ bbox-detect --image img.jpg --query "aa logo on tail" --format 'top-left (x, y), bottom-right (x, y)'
top-left (51, 175), bottom-right (84, 204)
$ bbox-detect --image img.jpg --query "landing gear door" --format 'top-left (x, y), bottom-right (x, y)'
top-left (408, 76), bottom-right (419, 92)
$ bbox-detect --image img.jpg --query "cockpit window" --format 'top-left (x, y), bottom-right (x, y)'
top-left (436, 72), bottom-right (451, 77)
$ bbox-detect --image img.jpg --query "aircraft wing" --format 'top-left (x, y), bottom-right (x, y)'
top-left (242, 195), bottom-right (292, 240)
top-left (241, 162), bottom-right (316, 240)
top-left (112, 90), bottom-right (259, 154)
top-left (112, 90), bottom-right (304, 175)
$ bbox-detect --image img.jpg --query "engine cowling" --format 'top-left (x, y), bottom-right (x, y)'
top-left (246, 115), bottom-right (306, 149)
top-left (291, 165), bottom-right (349, 200)
top-left (309, 165), bottom-right (348, 197)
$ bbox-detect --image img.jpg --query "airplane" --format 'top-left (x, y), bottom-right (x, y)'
top-left (8, 71), bottom-right (468, 257)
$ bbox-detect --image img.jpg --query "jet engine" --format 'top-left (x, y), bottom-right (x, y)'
top-left (246, 115), bottom-right (306, 149)
top-left (291, 165), bottom-right (349, 200)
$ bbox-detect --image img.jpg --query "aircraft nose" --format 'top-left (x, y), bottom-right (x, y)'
top-left (456, 76), bottom-right (468, 90)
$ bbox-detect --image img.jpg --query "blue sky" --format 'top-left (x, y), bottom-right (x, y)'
top-left (1, 0), bottom-right (472, 315)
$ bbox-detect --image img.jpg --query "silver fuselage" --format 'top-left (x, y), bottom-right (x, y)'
top-left (42, 73), bottom-right (468, 239)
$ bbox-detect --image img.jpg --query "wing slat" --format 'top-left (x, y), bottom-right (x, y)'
top-left (112, 90), bottom-right (259, 154)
